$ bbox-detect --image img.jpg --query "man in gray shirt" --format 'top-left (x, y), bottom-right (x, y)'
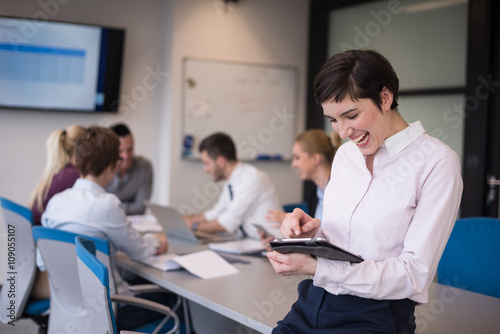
top-left (105, 123), bottom-right (153, 215)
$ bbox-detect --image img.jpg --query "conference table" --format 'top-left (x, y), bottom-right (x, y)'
top-left (115, 239), bottom-right (500, 334)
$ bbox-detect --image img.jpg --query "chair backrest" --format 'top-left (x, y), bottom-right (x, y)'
top-left (437, 217), bottom-right (500, 298)
top-left (32, 226), bottom-right (112, 334)
top-left (0, 197), bottom-right (38, 323)
top-left (75, 236), bottom-right (117, 334)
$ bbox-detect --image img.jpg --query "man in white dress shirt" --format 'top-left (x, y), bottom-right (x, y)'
top-left (183, 132), bottom-right (282, 240)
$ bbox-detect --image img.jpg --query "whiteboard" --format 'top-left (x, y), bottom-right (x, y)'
top-left (182, 58), bottom-right (298, 161)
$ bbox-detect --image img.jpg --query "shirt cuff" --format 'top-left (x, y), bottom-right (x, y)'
top-left (313, 257), bottom-right (347, 293)
top-left (215, 212), bottom-right (242, 234)
top-left (204, 210), bottom-right (217, 222)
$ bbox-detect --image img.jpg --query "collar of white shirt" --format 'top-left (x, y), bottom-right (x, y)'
top-left (74, 178), bottom-right (106, 193)
top-left (382, 121), bottom-right (426, 159)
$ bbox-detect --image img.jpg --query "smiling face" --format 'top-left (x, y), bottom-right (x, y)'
top-left (322, 88), bottom-right (397, 158)
top-left (291, 142), bottom-right (317, 180)
top-left (118, 134), bottom-right (134, 172)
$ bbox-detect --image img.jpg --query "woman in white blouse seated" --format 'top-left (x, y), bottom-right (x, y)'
top-left (267, 50), bottom-right (463, 334)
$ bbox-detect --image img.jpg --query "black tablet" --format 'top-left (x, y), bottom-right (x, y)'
top-left (270, 238), bottom-right (364, 263)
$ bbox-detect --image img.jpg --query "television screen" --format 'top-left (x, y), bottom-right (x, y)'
top-left (0, 16), bottom-right (124, 112)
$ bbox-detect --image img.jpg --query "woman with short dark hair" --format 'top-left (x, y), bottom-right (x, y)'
top-left (267, 50), bottom-right (463, 333)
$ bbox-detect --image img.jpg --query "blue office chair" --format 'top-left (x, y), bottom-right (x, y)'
top-left (283, 201), bottom-right (309, 214)
top-left (0, 197), bottom-right (49, 333)
top-left (75, 236), bottom-right (180, 334)
top-left (437, 217), bottom-right (500, 298)
top-left (33, 227), bottom-right (181, 334)
top-left (33, 226), bottom-right (115, 334)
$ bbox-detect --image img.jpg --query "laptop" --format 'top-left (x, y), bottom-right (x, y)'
top-left (145, 202), bottom-right (238, 245)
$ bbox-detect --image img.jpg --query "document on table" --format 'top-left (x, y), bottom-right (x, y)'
top-left (139, 250), bottom-right (239, 279)
top-left (128, 214), bottom-right (163, 233)
top-left (208, 238), bottom-right (265, 255)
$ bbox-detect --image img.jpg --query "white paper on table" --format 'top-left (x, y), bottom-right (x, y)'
top-left (173, 250), bottom-right (239, 279)
top-left (128, 214), bottom-right (163, 233)
top-left (139, 250), bottom-right (239, 279)
top-left (208, 238), bottom-right (264, 255)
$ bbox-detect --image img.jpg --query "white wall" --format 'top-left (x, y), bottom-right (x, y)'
top-left (0, 0), bottom-right (308, 210)
top-left (0, 0), bottom-right (174, 206)
top-left (168, 0), bottom-right (309, 213)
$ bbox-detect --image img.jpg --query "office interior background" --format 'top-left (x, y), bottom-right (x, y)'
top-left (0, 0), bottom-right (498, 279)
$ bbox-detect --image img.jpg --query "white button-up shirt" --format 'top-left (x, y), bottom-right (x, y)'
top-left (41, 178), bottom-right (159, 294)
top-left (204, 162), bottom-right (282, 239)
top-left (314, 121), bottom-right (463, 303)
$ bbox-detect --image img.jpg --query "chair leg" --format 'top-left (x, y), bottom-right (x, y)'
top-left (183, 298), bottom-right (192, 334)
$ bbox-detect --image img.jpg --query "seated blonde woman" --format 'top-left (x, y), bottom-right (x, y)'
top-left (267, 129), bottom-right (342, 223)
top-left (29, 125), bottom-right (85, 299)
top-left (29, 124), bottom-right (85, 225)
top-left (260, 130), bottom-right (341, 249)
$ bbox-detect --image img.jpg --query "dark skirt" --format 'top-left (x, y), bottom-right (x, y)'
top-left (273, 279), bottom-right (416, 334)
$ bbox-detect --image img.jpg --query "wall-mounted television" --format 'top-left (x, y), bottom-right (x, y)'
top-left (0, 16), bottom-right (125, 112)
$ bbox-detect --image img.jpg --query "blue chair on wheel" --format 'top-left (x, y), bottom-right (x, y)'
top-left (0, 197), bottom-right (49, 333)
top-left (75, 236), bottom-right (180, 334)
top-left (33, 226), bottom-right (181, 334)
top-left (437, 217), bottom-right (500, 298)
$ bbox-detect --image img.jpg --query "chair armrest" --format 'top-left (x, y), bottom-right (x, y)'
top-left (120, 331), bottom-right (145, 334)
top-left (111, 294), bottom-right (174, 314)
top-left (127, 284), bottom-right (182, 314)
top-left (111, 294), bottom-right (180, 334)
top-left (127, 283), bottom-right (165, 294)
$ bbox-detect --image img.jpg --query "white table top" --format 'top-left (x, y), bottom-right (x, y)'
top-left (415, 282), bottom-right (500, 333)
top-left (115, 239), bottom-right (500, 334)
top-left (116, 241), bottom-right (302, 333)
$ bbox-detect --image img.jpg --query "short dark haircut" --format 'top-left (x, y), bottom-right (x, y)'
top-left (110, 123), bottom-right (132, 137)
top-left (75, 126), bottom-right (120, 177)
top-left (313, 49), bottom-right (399, 111)
top-left (199, 132), bottom-right (237, 161)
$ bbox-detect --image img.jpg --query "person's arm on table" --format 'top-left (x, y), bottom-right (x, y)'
top-left (183, 213), bottom-right (226, 233)
top-left (153, 233), bottom-right (168, 255)
top-left (106, 198), bottom-right (168, 260)
top-left (183, 213), bottom-right (207, 227)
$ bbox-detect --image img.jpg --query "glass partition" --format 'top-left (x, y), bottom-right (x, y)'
top-left (324, 0), bottom-right (468, 160)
